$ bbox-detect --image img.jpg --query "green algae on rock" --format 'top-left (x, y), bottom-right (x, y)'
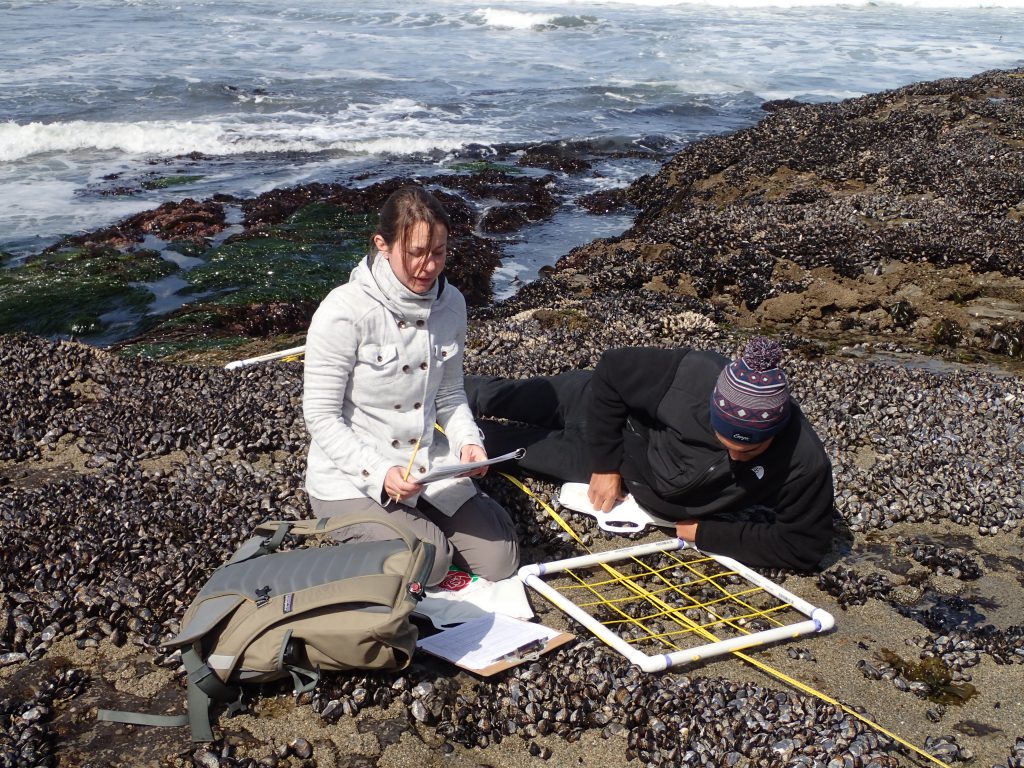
top-left (0, 246), bottom-right (177, 338)
top-left (180, 205), bottom-right (370, 306)
top-left (140, 174), bottom-right (205, 190)
top-left (275, 203), bottom-right (374, 242)
top-left (110, 204), bottom-right (374, 357)
top-left (876, 648), bottom-right (979, 706)
top-left (184, 236), bottom-right (361, 300)
top-left (446, 161), bottom-right (525, 175)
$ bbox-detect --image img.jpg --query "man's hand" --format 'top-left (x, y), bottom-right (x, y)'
top-left (587, 471), bottom-right (625, 513)
top-left (459, 443), bottom-right (488, 478)
top-left (384, 466), bottom-right (424, 503)
top-left (675, 520), bottom-right (699, 543)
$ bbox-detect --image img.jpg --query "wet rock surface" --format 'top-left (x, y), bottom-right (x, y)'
top-left (2, 158), bottom-right (610, 354)
top-left (53, 198), bottom-right (229, 250)
top-left (3, 69), bottom-right (1024, 767)
top-left (531, 67), bottom-right (1024, 368)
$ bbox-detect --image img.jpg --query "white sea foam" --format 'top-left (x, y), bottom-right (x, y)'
top-left (0, 121), bottom-right (234, 162)
top-left (0, 175), bottom-right (152, 245)
top-left (471, 8), bottom-right (562, 28)
top-left (0, 110), bottom-right (497, 163)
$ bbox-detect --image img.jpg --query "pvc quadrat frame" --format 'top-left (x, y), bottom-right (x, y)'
top-left (519, 539), bottom-right (834, 672)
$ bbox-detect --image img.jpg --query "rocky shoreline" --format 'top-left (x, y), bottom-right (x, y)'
top-left (475, 68), bottom-right (1024, 373)
top-left (2, 68), bottom-right (1024, 768)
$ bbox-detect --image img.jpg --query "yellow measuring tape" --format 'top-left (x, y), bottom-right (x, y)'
top-left (500, 472), bottom-right (952, 768)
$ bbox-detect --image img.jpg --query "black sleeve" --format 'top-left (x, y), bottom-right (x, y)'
top-left (694, 454), bottom-right (835, 571)
top-left (588, 347), bottom-right (688, 473)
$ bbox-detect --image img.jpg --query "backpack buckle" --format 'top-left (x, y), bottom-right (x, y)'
top-left (255, 586), bottom-right (272, 607)
top-left (261, 532), bottom-right (290, 547)
top-left (407, 581), bottom-right (425, 602)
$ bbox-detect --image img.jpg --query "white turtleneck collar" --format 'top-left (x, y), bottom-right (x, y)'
top-left (350, 252), bottom-right (441, 322)
top-left (374, 251), bottom-right (437, 301)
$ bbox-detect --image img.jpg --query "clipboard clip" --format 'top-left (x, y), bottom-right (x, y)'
top-left (489, 637), bottom-right (546, 665)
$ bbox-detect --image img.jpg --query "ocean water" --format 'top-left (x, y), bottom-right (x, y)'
top-left (1, 0), bottom-right (1023, 282)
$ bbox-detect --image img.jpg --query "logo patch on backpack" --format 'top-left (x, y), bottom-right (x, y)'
top-left (438, 568), bottom-right (477, 591)
top-left (283, 593), bottom-right (294, 613)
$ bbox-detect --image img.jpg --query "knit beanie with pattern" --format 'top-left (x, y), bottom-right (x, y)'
top-left (709, 338), bottom-right (791, 444)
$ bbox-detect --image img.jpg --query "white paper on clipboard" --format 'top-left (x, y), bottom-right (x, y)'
top-left (418, 448), bottom-right (525, 484)
top-left (415, 613), bottom-right (567, 673)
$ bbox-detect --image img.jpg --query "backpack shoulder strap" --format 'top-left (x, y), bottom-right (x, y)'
top-left (168, 594), bottom-right (245, 647)
top-left (223, 521), bottom-right (292, 566)
top-left (252, 513), bottom-right (420, 551)
top-left (94, 644), bottom-right (229, 743)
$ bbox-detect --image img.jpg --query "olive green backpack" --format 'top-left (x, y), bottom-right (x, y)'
top-left (98, 514), bottom-right (434, 742)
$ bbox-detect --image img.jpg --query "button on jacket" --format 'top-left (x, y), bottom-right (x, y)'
top-left (303, 253), bottom-right (482, 513)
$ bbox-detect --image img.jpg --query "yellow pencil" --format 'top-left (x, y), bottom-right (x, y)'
top-left (392, 437), bottom-right (422, 504)
top-left (402, 437), bottom-right (421, 481)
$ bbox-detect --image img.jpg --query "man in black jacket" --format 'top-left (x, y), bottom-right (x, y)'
top-left (466, 338), bottom-right (834, 571)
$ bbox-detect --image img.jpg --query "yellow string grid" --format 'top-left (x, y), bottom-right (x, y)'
top-left (520, 538), bottom-right (834, 671)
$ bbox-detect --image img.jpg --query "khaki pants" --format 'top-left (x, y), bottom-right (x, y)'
top-left (308, 492), bottom-right (519, 586)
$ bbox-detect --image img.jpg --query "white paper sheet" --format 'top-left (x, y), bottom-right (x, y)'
top-left (415, 613), bottom-right (561, 671)
top-left (414, 573), bottom-right (534, 629)
top-left (418, 448), bottom-right (525, 484)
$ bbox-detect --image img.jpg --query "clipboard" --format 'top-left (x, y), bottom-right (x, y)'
top-left (418, 448), bottom-right (526, 484)
top-left (415, 613), bottom-right (573, 676)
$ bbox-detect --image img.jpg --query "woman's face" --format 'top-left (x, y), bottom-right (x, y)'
top-left (374, 221), bottom-right (448, 295)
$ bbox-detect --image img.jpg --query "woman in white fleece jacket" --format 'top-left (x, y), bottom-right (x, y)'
top-left (303, 186), bottom-right (519, 585)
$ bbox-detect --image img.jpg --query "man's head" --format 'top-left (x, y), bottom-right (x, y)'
top-left (709, 337), bottom-right (791, 458)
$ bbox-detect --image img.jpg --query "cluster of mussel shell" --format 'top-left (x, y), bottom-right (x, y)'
top-left (316, 641), bottom-right (902, 767)
top-left (2, 267), bottom-right (1024, 767)
top-left (0, 669), bottom-right (87, 767)
top-left (892, 536), bottom-right (983, 581)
